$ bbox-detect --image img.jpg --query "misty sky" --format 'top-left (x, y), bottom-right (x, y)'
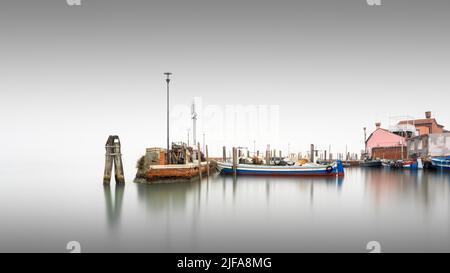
top-left (1, 0), bottom-right (449, 179)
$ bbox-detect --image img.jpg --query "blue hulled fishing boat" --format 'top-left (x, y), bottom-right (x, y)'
top-left (431, 156), bottom-right (450, 170)
top-left (217, 160), bottom-right (345, 177)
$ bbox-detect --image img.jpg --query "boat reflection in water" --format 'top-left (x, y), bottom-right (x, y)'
top-left (363, 167), bottom-right (450, 206)
top-left (98, 167), bottom-right (450, 252)
top-left (129, 173), bottom-right (345, 252)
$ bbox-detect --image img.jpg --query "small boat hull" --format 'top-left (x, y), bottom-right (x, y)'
top-left (403, 161), bottom-right (418, 169)
top-left (217, 161), bottom-right (344, 177)
top-left (139, 162), bottom-right (210, 182)
top-left (432, 156), bottom-right (450, 170)
top-left (382, 159), bottom-right (423, 169)
top-left (360, 160), bottom-right (382, 167)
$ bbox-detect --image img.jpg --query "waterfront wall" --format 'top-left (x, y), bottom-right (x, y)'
top-left (366, 128), bottom-right (406, 158)
top-left (372, 146), bottom-right (407, 160)
top-left (407, 133), bottom-right (450, 158)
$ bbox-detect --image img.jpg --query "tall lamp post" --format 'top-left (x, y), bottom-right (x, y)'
top-left (363, 127), bottom-right (367, 159)
top-left (164, 72), bottom-right (172, 164)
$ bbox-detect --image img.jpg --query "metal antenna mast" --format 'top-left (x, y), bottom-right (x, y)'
top-left (191, 101), bottom-right (197, 146)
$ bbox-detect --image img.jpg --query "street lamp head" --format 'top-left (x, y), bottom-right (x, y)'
top-left (164, 72), bottom-right (172, 83)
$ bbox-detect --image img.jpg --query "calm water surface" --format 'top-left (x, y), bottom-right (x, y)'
top-left (1, 163), bottom-right (450, 252)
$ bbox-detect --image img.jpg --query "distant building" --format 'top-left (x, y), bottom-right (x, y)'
top-left (365, 111), bottom-right (449, 160)
top-left (398, 111), bottom-right (448, 136)
top-left (407, 133), bottom-right (450, 158)
top-left (366, 122), bottom-right (407, 160)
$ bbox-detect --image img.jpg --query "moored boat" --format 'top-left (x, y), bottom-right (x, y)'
top-left (431, 156), bottom-right (450, 170)
top-left (381, 158), bottom-right (423, 169)
top-left (359, 160), bottom-right (382, 167)
top-left (402, 158), bottom-right (423, 169)
top-left (217, 160), bottom-right (344, 177)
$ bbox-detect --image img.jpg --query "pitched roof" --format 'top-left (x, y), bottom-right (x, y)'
top-left (365, 128), bottom-right (403, 144)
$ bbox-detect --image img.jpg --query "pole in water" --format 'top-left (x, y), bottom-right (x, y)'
top-left (202, 133), bottom-right (205, 153)
top-left (232, 147), bottom-right (237, 175)
top-left (223, 146), bottom-right (226, 162)
top-left (363, 127), bottom-right (367, 158)
top-left (197, 142), bottom-right (202, 179)
top-left (206, 145), bottom-right (210, 177)
top-left (103, 135), bottom-right (125, 184)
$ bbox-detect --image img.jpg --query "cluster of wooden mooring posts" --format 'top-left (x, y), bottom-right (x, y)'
top-left (221, 143), bottom-right (359, 176)
top-left (103, 135), bottom-right (125, 184)
top-left (221, 144), bottom-right (314, 167)
top-left (221, 145), bottom-right (274, 175)
top-left (104, 135), bottom-right (214, 183)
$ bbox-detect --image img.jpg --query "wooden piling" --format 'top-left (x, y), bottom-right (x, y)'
top-left (103, 135), bottom-right (125, 184)
top-left (266, 145), bottom-right (270, 165)
top-left (197, 142), bottom-right (202, 179)
top-left (183, 145), bottom-right (187, 164)
top-left (206, 145), bottom-right (210, 177)
top-left (104, 146), bottom-right (113, 184)
top-left (232, 147), bottom-right (237, 175)
top-left (113, 141), bottom-right (125, 183)
top-left (223, 146), bottom-right (226, 162)
top-left (310, 144), bottom-right (314, 163)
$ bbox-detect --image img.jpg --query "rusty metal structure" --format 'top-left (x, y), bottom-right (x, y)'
top-left (134, 142), bottom-right (211, 183)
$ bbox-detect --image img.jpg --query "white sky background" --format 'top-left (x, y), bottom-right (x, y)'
top-left (1, 0), bottom-right (449, 179)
